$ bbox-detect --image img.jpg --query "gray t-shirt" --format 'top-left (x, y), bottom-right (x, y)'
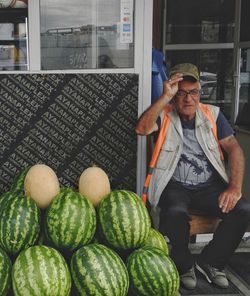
top-left (171, 112), bottom-right (233, 189)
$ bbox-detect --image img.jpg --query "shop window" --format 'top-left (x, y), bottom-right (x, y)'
top-left (166, 0), bottom-right (235, 44)
top-left (240, 0), bottom-right (250, 42)
top-left (164, 0), bottom-right (235, 121)
top-left (237, 49), bottom-right (250, 128)
top-left (0, 3), bottom-right (28, 71)
top-left (40, 0), bottom-right (134, 70)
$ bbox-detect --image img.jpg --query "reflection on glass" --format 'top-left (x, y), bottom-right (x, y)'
top-left (240, 0), bottom-right (250, 41)
top-left (166, 0), bottom-right (235, 44)
top-left (40, 0), bottom-right (134, 70)
top-left (237, 49), bottom-right (250, 127)
top-left (240, 0), bottom-right (250, 42)
top-left (166, 49), bottom-right (233, 120)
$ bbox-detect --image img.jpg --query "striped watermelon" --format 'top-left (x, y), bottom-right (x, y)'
top-left (0, 190), bottom-right (17, 214)
top-left (71, 243), bottom-right (129, 296)
top-left (12, 245), bottom-right (71, 296)
top-left (98, 190), bottom-right (151, 249)
top-left (0, 247), bottom-right (12, 296)
top-left (10, 166), bottom-right (30, 192)
top-left (0, 193), bottom-right (40, 255)
top-left (45, 187), bottom-right (96, 251)
top-left (142, 228), bottom-right (169, 255)
top-left (127, 246), bottom-right (180, 296)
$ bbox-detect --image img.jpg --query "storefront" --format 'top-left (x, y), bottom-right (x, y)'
top-left (0, 0), bottom-right (153, 195)
top-left (1, 0), bottom-right (250, 196)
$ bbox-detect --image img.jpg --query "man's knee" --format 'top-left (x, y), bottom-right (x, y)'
top-left (235, 198), bottom-right (250, 222)
top-left (161, 205), bottom-right (189, 221)
top-left (159, 206), bottom-right (190, 236)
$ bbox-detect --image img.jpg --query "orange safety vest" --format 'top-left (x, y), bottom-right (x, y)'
top-left (142, 103), bottom-right (223, 205)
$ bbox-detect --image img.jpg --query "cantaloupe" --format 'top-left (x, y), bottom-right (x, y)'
top-left (24, 164), bottom-right (60, 209)
top-left (79, 166), bottom-right (111, 207)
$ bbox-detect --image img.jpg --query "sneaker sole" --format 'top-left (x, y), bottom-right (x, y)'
top-left (195, 263), bottom-right (212, 283)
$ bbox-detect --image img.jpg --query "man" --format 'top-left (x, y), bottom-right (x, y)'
top-left (135, 63), bottom-right (250, 290)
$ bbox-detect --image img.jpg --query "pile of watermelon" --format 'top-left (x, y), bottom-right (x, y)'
top-left (0, 166), bottom-right (179, 296)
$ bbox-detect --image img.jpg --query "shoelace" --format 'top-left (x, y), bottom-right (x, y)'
top-left (209, 266), bottom-right (226, 277)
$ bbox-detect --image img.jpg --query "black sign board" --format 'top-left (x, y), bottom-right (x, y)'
top-left (0, 73), bottom-right (138, 194)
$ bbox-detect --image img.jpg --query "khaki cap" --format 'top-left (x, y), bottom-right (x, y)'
top-left (169, 63), bottom-right (200, 81)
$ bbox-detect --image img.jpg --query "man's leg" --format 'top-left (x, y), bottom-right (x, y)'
top-left (190, 182), bottom-right (250, 287)
top-left (159, 180), bottom-right (193, 274)
top-left (199, 197), bottom-right (250, 268)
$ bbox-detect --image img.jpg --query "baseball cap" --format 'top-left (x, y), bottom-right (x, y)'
top-left (169, 63), bottom-right (200, 81)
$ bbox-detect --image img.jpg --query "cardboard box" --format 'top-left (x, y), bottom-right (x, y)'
top-left (0, 23), bottom-right (14, 40)
top-left (0, 45), bottom-right (15, 60)
top-left (201, 21), bottom-right (219, 43)
top-left (17, 23), bottom-right (26, 38)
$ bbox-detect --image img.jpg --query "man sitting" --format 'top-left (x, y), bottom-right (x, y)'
top-left (135, 63), bottom-right (250, 290)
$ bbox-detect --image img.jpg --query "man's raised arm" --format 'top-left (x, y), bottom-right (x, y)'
top-left (135, 74), bottom-right (183, 135)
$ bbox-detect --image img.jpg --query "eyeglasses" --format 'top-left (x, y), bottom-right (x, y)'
top-left (176, 89), bottom-right (201, 98)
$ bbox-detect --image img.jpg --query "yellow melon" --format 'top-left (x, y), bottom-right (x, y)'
top-left (24, 164), bottom-right (60, 209)
top-left (79, 166), bottom-right (111, 207)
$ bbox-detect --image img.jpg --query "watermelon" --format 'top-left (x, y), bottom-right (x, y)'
top-left (142, 228), bottom-right (169, 255)
top-left (12, 245), bottom-right (71, 296)
top-left (0, 191), bottom-right (17, 214)
top-left (127, 246), bottom-right (180, 296)
top-left (10, 166), bottom-right (30, 192)
top-left (0, 247), bottom-right (12, 296)
top-left (45, 187), bottom-right (96, 251)
top-left (0, 193), bottom-right (40, 255)
top-left (97, 190), bottom-right (151, 249)
top-left (71, 243), bottom-right (129, 296)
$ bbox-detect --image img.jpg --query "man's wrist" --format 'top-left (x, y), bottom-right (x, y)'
top-left (228, 183), bottom-right (242, 193)
top-left (159, 94), bottom-right (173, 103)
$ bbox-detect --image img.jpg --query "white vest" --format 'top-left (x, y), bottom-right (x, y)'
top-left (148, 105), bottom-right (229, 207)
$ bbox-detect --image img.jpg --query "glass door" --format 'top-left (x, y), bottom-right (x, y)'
top-left (0, 0), bottom-right (28, 71)
top-left (164, 0), bottom-right (235, 121)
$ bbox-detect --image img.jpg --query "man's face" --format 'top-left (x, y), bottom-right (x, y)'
top-left (173, 80), bottom-right (201, 120)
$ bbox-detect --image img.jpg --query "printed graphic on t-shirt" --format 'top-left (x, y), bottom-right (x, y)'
top-left (172, 128), bottom-right (215, 188)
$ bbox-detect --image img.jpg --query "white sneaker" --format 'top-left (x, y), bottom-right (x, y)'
top-left (180, 266), bottom-right (197, 290)
top-left (195, 262), bottom-right (229, 289)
